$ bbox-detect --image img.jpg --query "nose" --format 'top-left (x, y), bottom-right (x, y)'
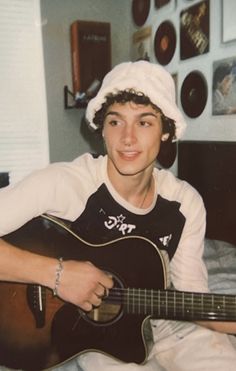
top-left (121, 124), bottom-right (137, 146)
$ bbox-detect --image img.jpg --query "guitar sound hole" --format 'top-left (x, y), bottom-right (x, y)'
top-left (87, 302), bottom-right (121, 324)
top-left (86, 274), bottom-right (123, 325)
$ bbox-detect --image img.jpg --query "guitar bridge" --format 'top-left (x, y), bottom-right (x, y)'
top-left (27, 284), bottom-right (46, 328)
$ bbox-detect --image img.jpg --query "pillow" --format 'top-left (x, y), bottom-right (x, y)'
top-left (203, 239), bottom-right (236, 294)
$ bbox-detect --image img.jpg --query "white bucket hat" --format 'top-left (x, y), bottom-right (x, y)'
top-left (86, 61), bottom-right (186, 141)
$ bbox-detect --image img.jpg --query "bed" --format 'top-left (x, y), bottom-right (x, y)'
top-left (178, 140), bottom-right (236, 295)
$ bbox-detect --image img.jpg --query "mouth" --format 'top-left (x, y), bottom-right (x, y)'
top-left (118, 150), bottom-right (140, 160)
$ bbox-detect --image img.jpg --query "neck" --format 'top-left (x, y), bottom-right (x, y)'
top-left (107, 170), bottom-right (154, 209)
top-left (137, 177), bottom-right (153, 208)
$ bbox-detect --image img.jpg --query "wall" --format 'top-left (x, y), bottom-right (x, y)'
top-left (41, 0), bottom-right (236, 164)
top-left (130, 0), bottom-right (236, 143)
top-left (40, 0), bottom-right (132, 162)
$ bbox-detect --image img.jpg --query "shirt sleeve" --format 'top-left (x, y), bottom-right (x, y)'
top-left (0, 154), bottom-right (105, 237)
top-left (170, 182), bottom-right (209, 293)
top-left (0, 165), bottom-right (63, 236)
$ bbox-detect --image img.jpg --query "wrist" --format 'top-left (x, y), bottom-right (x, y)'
top-left (53, 257), bottom-right (64, 296)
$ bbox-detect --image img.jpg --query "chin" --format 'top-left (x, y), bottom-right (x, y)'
top-left (115, 163), bottom-right (147, 176)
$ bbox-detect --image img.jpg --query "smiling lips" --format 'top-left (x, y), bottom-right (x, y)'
top-left (118, 151), bottom-right (140, 160)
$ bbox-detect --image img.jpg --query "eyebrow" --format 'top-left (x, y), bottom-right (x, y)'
top-left (105, 111), bottom-right (158, 118)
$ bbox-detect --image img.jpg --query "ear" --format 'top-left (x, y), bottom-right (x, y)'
top-left (161, 133), bottom-right (170, 142)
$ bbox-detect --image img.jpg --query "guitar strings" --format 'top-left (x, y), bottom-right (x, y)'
top-left (102, 287), bottom-right (236, 318)
top-left (108, 289), bottom-right (236, 308)
top-left (107, 287), bottom-right (236, 305)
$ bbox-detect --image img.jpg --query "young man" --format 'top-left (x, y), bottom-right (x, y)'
top-left (0, 61), bottom-right (236, 371)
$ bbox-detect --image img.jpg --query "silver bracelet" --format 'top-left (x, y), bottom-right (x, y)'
top-left (53, 257), bottom-right (63, 296)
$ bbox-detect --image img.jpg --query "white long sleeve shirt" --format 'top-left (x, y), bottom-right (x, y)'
top-left (0, 153), bottom-right (208, 293)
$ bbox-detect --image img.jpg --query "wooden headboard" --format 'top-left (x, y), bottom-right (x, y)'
top-left (178, 141), bottom-right (236, 246)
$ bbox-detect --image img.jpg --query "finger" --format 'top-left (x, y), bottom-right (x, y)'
top-left (103, 287), bottom-right (109, 298)
top-left (94, 291), bottom-right (104, 299)
top-left (80, 301), bottom-right (93, 312)
top-left (99, 278), bottom-right (113, 292)
top-left (95, 284), bottom-right (106, 298)
top-left (90, 293), bottom-right (102, 307)
top-left (99, 274), bottom-right (114, 289)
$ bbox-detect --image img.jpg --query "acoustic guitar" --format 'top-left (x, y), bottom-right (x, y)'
top-left (1, 215), bottom-right (236, 371)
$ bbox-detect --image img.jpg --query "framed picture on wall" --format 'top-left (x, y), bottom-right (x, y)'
top-left (212, 57), bottom-right (236, 115)
top-left (132, 26), bottom-right (152, 61)
top-left (180, 0), bottom-right (209, 60)
top-left (222, 0), bottom-right (236, 43)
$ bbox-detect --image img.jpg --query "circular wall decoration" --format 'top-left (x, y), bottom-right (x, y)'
top-left (154, 20), bottom-right (176, 65)
top-left (180, 71), bottom-right (208, 118)
top-left (132, 0), bottom-right (151, 27)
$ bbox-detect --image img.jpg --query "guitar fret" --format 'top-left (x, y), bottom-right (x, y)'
top-left (195, 293), bottom-right (203, 319)
top-left (223, 295), bottom-right (226, 315)
top-left (185, 293), bottom-right (189, 317)
top-left (173, 291), bottom-right (176, 317)
top-left (165, 291), bottom-right (168, 317)
top-left (144, 289), bottom-right (146, 313)
top-left (225, 295), bottom-right (232, 318)
top-left (201, 293), bottom-right (204, 318)
top-left (160, 292), bottom-right (164, 317)
top-left (191, 292), bottom-right (194, 317)
top-left (211, 294), bottom-right (214, 318)
top-left (127, 288), bottom-right (130, 313)
top-left (138, 288), bottom-right (141, 314)
top-left (132, 288), bottom-right (135, 313)
top-left (151, 289), bottom-right (154, 316)
top-left (146, 289), bottom-right (152, 314)
top-left (216, 295), bottom-right (224, 318)
top-left (158, 290), bottom-right (161, 317)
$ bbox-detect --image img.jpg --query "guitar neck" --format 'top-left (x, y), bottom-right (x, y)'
top-left (109, 288), bottom-right (236, 321)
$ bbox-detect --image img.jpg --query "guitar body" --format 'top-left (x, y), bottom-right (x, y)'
top-left (0, 216), bottom-right (167, 370)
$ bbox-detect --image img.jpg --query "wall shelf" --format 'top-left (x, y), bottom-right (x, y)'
top-left (64, 85), bottom-right (88, 109)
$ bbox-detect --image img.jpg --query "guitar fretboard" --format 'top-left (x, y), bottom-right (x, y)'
top-left (107, 288), bottom-right (236, 321)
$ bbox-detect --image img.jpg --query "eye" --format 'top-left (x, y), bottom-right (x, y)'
top-left (108, 119), bottom-right (120, 126)
top-left (139, 120), bottom-right (151, 127)
top-left (104, 116), bottom-right (120, 127)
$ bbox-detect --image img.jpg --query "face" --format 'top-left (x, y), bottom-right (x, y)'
top-left (102, 101), bottom-right (165, 181)
top-left (219, 75), bottom-right (234, 96)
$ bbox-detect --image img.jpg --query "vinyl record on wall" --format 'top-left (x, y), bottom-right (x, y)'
top-left (132, 0), bottom-right (151, 27)
top-left (154, 21), bottom-right (176, 65)
top-left (180, 71), bottom-right (208, 118)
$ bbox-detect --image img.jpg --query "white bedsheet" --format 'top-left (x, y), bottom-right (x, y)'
top-left (203, 239), bottom-right (236, 294)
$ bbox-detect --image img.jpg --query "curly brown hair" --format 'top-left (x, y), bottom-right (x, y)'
top-left (93, 89), bottom-right (176, 141)
top-left (91, 90), bottom-right (177, 168)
